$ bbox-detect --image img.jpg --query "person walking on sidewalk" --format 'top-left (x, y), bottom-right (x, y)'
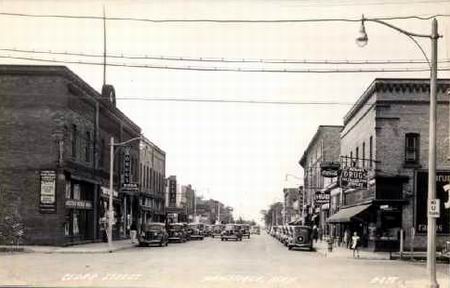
top-left (130, 221), bottom-right (137, 244)
top-left (344, 229), bottom-right (351, 249)
top-left (351, 232), bottom-right (360, 258)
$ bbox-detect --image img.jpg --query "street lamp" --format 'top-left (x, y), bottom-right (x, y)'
top-left (357, 15), bottom-right (440, 288)
top-left (108, 135), bottom-right (142, 252)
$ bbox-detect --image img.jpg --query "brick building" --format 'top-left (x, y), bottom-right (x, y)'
top-left (139, 137), bottom-right (166, 224)
top-left (327, 78), bottom-right (450, 251)
top-left (0, 65), bottom-right (141, 246)
top-left (299, 125), bottom-right (342, 234)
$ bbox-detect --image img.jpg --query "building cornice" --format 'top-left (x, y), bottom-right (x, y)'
top-left (343, 78), bottom-right (450, 125)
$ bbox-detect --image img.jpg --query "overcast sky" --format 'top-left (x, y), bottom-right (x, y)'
top-left (2, 0), bottom-right (450, 223)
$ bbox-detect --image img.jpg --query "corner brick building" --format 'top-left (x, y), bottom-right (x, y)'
top-left (327, 78), bottom-right (450, 251)
top-left (0, 65), bottom-right (141, 246)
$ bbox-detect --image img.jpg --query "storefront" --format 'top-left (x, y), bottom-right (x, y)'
top-left (99, 186), bottom-right (121, 241)
top-left (64, 178), bottom-right (95, 244)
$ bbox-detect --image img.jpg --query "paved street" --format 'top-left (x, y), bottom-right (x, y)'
top-left (1, 233), bottom-right (448, 288)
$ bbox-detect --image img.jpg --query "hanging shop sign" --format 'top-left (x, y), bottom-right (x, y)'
top-left (40, 170), bottom-right (56, 213)
top-left (416, 171), bottom-right (450, 234)
top-left (340, 166), bottom-right (368, 189)
top-left (320, 161), bottom-right (341, 178)
top-left (314, 192), bottom-right (330, 205)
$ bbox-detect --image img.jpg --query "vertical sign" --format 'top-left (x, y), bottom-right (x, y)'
top-left (123, 147), bottom-right (131, 185)
top-left (40, 170), bottom-right (56, 213)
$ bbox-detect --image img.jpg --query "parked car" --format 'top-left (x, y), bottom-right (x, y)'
top-left (240, 224), bottom-right (251, 239)
top-left (187, 223), bottom-right (204, 240)
top-left (204, 224), bottom-right (213, 237)
top-left (221, 224), bottom-right (243, 241)
top-left (138, 223), bottom-right (169, 247)
top-left (212, 224), bottom-right (224, 238)
top-left (287, 225), bottom-right (313, 251)
top-left (168, 223), bottom-right (187, 243)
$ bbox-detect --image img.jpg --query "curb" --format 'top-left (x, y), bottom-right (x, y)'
top-left (315, 247), bottom-right (391, 260)
top-left (0, 244), bottom-right (137, 254)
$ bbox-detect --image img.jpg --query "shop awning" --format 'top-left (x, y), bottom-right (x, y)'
top-left (326, 204), bottom-right (371, 223)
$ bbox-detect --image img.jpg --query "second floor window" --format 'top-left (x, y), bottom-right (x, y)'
top-left (85, 131), bottom-right (91, 163)
top-left (71, 124), bottom-right (77, 158)
top-left (405, 133), bottom-right (420, 164)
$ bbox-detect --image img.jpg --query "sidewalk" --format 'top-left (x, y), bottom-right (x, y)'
top-left (314, 240), bottom-right (391, 260)
top-left (0, 240), bottom-right (137, 254)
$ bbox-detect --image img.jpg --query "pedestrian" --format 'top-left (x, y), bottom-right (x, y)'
top-left (312, 225), bottom-right (319, 243)
top-left (130, 221), bottom-right (137, 244)
top-left (344, 229), bottom-right (351, 249)
top-left (351, 232), bottom-right (360, 258)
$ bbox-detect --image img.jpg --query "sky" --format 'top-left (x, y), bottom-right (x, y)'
top-left (1, 0), bottom-right (450, 223)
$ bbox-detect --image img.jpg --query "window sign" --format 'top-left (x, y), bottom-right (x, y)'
top-left (73, 184), bottom-right (81, 200)
top-left (40, 170), bottom-right (56, 213)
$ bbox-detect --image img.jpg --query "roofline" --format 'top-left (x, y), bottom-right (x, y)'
top-left (299, 125), bottom-right (343, 167)
top-left (0, 65), bottom-right (141, 133)
top-left (343, 78), bottom-right (450, 125)
top-left (141, 135), bottom-right (166, 156)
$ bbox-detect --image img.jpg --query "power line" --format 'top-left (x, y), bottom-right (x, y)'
top-left (0, 11), bottom-right (449, 23)
top-left (1, 54), bottom-right (448, 73)
top-left (113, 98), bottom-right (359, 105)
top-left (3, 47), bottom-right (449, 65)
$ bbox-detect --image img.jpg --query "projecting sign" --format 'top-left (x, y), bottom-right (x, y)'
top-left (40, 170), bottom-right (56, 213)
top-left (320, 161), bottom-right (341, 178)
top-left (314, 192), bottom-right (330, 205)
top-left (340, 167), bottom-right (368, 189)
top-left (428, 199), bottom-right (440, 218)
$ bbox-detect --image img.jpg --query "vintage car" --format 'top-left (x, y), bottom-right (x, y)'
top-left (187, 223), bottom-right (205, 240)
top-left (204, 224), bottom-right (213, 237)
top-left (240, 224), bottom-right (251, 239)
top-left (287, 225), bottom-right (313, 251)
top-left (211, 224), bottom-right (225, 238)
top-left (168, 223), bottom-right (188, 243)
top-left (221, 224), bottom-right (243, 241)
top-left (138, 223), bottom-right (169, 247)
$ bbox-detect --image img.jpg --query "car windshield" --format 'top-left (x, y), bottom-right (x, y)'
top-left (145, 225), bottom-right (163, 231)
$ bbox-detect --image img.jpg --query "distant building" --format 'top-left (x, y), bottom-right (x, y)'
top-left (0, 65), bottom-right (141, 246)
top-left (299, 125), bottom-right (342, 235)
top-left (165, 176), bottom-right (187, 223)
top-left (139, 137), bottom-right (166, 224)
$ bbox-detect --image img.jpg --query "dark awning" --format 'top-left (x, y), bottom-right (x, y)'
top-left (326, 204), bottom-right (371, 223)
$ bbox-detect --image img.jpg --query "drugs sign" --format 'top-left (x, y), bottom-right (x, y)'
top-left (340, 167), bottom-right (368, 189)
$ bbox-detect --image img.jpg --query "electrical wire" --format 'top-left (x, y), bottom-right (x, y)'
top-left (1, 54), bottom-right (447, 73)
top-left (112, 98), bottom-right (360, 105)
top-left (0, 11), bottom-right (449, 23)
top-left (2, 47), bottom-right (449, 65)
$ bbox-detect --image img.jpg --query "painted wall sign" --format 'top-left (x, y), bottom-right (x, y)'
top-left (40, 170), bottom-right (56, 213)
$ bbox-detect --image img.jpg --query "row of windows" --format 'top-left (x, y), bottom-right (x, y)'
top-left (346, 133), bottom-right (420, 167)
top-left (140, 164), bottom-right (165, 194)
top-left (70, 124), bottom-right (93, 163)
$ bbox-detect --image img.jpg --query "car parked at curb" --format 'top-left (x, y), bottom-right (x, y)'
top-left (287, 225), bottom-right (313, 251)
top-left (138, 223), bottom-right (169, 247)
top-left (168, 223), bottom-right (188, 243)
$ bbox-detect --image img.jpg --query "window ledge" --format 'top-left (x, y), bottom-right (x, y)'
top-left (403, 163), bottom-right (421, 168)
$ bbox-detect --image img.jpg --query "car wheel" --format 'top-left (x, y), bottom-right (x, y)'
top-left (288, 246), bottom-right (292, 250)
top-left (159, 242), bottom-right (163, 247)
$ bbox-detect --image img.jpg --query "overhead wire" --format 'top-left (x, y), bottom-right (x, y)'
top-left (1, 54), bottom-right (447, 73)
top-left (0, 11), bottom-right (449, 23)
top-left (2, 47), bottom-right (450, 65)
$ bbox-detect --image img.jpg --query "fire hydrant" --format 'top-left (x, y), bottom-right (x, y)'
top-left (327, 238), bottom-right (333, 252)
